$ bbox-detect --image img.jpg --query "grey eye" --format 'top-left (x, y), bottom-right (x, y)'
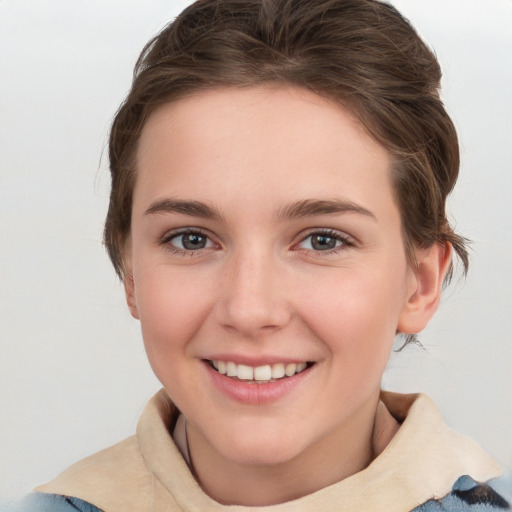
top-left (298, 232), bottom-right (345, 251)
top-left (182, 233), bottom-right (206, 249)
top-left (171, 232), bottom-right (213, 250)
top-left (310, 234), bottom-right (338, 250)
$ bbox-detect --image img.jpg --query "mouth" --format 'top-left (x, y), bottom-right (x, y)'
top-left (206, 359), bottom-right (315, 383)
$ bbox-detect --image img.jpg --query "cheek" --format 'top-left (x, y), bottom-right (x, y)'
top-left (296, 264), bottom-right (407, 362)
top-left (134, 271), bottom-right (216, 407)
top-left (134, 266), bottom-right (214, 364)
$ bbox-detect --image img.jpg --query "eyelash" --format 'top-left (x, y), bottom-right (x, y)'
top-left (160, 228), bottom-right (216, 256)
top-left (296, 229), bottom-right (354, 255)
top-left (159, 228), bottom-right (354, 256)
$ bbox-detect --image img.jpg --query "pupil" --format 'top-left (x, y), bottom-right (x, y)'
top-left (312, 234), bottom-right (336, 250)
top-left (182, 233), bottom-right (206, 250)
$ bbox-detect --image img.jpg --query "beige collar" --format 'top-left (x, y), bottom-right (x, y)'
top-left (36, 389), bottom-right (503, 512)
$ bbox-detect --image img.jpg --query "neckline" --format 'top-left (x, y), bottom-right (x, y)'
top-left (136, 390), bottom-right (503, 511)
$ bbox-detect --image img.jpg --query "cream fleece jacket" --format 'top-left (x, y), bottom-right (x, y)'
top-left (35, 390), bottom-right (503, 512)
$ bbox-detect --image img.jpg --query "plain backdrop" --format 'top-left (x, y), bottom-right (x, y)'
top-left (1, 0), bottom-right (511, 500)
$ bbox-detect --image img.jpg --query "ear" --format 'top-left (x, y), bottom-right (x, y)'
top-left (397, 242), bottom-right (452, 334)
top-left (122, 239), bottom-right (140, 320)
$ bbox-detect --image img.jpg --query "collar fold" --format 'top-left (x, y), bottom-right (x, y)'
top-left (36, 389), bottom-right (503, 512)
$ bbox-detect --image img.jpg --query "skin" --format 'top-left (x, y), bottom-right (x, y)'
top-left (124, 86), bottom-right (450, 506)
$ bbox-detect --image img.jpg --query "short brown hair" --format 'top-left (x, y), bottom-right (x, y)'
top-left (104, 0), bottom-right (468, 281)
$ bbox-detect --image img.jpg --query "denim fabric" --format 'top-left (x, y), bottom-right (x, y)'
top-left (4, 474), bottom-right (511, 511)
top-left (413, 475), bottom-right (512, 511)
top-left (2, 493), bottom-right (103, 512)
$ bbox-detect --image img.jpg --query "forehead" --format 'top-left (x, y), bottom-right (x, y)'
top-left (134, 86), bottom-right (395, 219)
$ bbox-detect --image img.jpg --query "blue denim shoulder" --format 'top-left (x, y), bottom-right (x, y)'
top-left (1, 493), bottom-right (103, 512)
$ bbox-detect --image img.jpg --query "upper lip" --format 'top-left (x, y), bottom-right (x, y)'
top-left (203, 354), bottom-right (313, 366)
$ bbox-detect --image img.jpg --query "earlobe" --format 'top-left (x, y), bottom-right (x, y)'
top-left (122, 240), bottom-right (140, 320)
top-left (123, 272), bottom-right (140, 319)
top-left (397, 243), bottom-right (452, 335)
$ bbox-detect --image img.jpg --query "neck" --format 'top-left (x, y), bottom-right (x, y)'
top-left (182, 393), bottom-right (399, 506)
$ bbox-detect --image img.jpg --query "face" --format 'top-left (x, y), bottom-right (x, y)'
top-left (126, 86), bottom-right (420, 469)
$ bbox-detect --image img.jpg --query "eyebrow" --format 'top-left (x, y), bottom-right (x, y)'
top-left (144, 197), bottom-right (376, 222)
top-left (145, 199), bottom-right (222, 219)
top-left (276, 199), bottom-right (376, 221)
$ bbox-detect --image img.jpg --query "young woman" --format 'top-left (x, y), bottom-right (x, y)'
top-left (9, 0), bottom-right (511, 510)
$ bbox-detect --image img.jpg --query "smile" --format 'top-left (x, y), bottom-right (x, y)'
top-left (208, 360), bottom-right (312, 383)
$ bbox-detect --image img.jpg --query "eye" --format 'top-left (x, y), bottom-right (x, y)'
top-left (297, 230), bottom-right (351, 252)
top-left (163, 229), bottom-right (216, 253)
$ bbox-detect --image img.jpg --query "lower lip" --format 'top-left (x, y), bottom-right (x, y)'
top-left (204, 361), bottom-right (313, 405)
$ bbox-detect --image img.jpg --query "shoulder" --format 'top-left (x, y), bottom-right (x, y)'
top-left (4, 493), bottom-right (103, 512)
top-left (30, 391), bottom-right (183, 512)
top-left (33, 435), bottom-right (153, 512)
top-left (412, 473), bottom-right (512, 511)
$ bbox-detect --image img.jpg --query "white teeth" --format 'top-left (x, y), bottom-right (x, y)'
top-left (226, 361), bottom-right (237, 377)
top-left (271, 363), bottom-right (285, 379)
top-left (211, 360), bottom-right (310, 381)
top-left (296, 362), bottom-right (307, 373)
top-left (285, 363), bottom-right (298, 377)
top-left (217, 360), bottom-right (227, 375)
top-left (237, 364), bottom-right (254, 380)
top-left (254, 365), bottom-right (272, 381)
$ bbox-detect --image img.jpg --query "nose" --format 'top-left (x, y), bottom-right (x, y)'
top-left (214, 247), bottom-right (292, 338)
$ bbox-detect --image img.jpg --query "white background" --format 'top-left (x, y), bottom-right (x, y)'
top-left (1, 0), bottom-right (511, 500)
